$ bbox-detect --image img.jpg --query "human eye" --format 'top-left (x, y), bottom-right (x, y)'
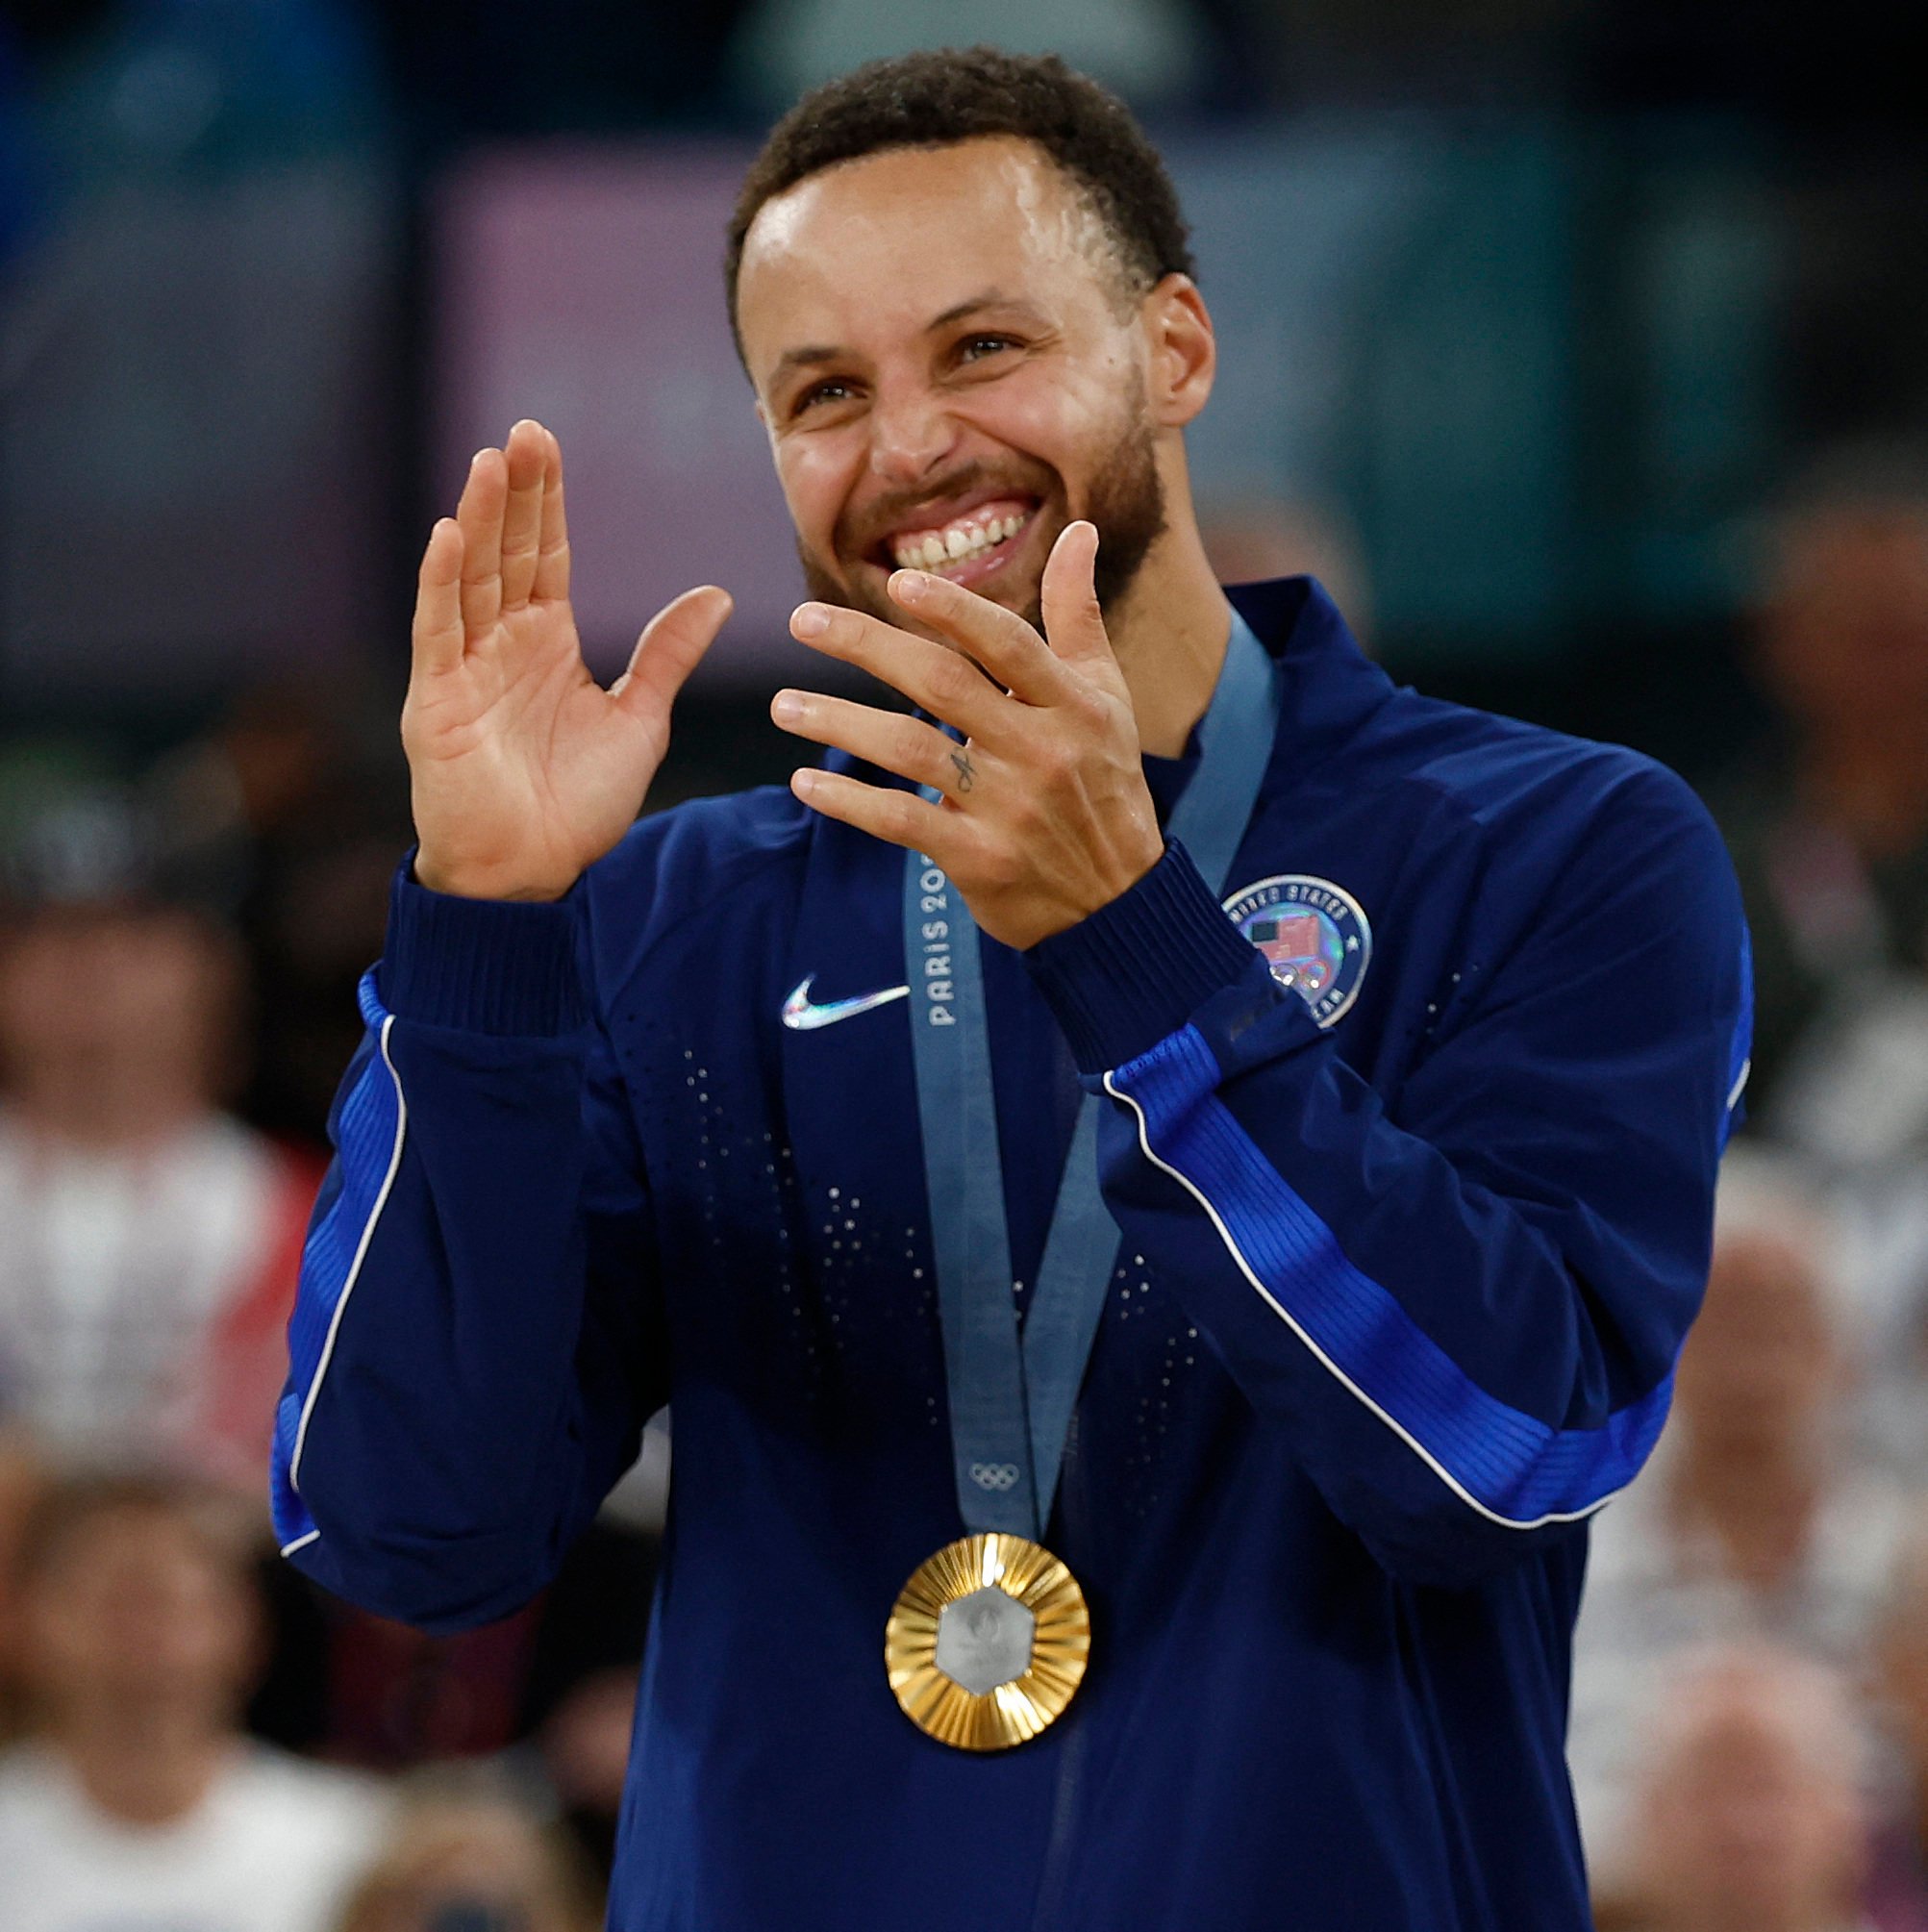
top-left (956, 334), bottom-right (1020, 364)
top-left (791, 377), bottom-right (860, 418)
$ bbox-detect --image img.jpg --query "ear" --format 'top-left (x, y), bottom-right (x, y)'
top-left (1141, 274), bottom-right (1215, 430)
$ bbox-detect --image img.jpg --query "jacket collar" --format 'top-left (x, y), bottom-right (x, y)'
top-left (1227, 576), bottom-right (1399, 783)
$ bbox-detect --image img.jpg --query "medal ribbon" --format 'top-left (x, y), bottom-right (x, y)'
top-left (904, 611), bottom-right (1281, 1539)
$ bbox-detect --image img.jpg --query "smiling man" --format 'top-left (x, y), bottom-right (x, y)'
top-left (271, 48), bottom-right (1752, 1932)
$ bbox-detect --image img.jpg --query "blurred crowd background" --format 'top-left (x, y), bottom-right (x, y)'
top-left (2, 3), bottom-right (1927, 1929)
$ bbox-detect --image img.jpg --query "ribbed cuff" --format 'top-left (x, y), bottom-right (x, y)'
top-left (378, 856), bottom-right (589, 1037)
top-left (1024, 841), bottom-right (1264, 1074)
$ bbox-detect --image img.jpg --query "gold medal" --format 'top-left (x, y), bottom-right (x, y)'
top-left (884, 1532), bottom-right (1090, 1750)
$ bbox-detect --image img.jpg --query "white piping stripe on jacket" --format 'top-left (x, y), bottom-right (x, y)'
top-left (279, 1014), bottom-right (408, 1559)
top-left (1726, 1057), bottom-right (1751, 1114)
top-left (1101, 1069), bottom-right (1629, 1535)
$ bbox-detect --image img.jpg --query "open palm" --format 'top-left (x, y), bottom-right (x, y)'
top-left (403, 418), bottom-right (732, 902)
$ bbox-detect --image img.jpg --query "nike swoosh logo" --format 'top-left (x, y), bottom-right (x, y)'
top-left (782, 974), bottom-right (912, 1031)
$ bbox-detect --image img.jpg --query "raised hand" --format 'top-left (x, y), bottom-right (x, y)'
top-left (403, 419), bottom-right (733, 901)
top-left (768, 522), bottom-right (1164, 949)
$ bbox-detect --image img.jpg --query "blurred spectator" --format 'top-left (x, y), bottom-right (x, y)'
top-left (1869, 1504), bottom-right (1928, 1929)
top-left (309, 1597), bottom-right (543, 1772)
top-left (151, 679), bottom-right (413, 1147)
top-left (0, 1421), bottom-right (42, 1737)
top-left (1714, 439), bottom-right (1928, 1132)
top-left (1615, 1642), bottom-right (1872, 1932)
top-left (1569, 1149), bottom-right (1906, 1892)
top-left (1831, 1165), bottom-right (1928, 1485)
top-left (332, 1792), bottom-right (600, 1932)
top-left (531, 1665), bottom-right (638, 1879)
top-left (1715, 442), bottom-right (1928, 1498)
top-left (0, 794), bottom-right (323, 1492)
top-left (243, 1515), bottom-right (656, 1836)
top-left (0, 1472), bottom-right (388, 1932)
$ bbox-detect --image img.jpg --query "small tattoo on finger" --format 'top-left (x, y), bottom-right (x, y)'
top-left (950, 748), bottom-right (977, 793)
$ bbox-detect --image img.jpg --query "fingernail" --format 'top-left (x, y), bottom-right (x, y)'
top-left (890, 569), bottom-right (930, 603)
top-left (792, 605), bottom-right (830, 639)
top-left (792, 769), bottom-right (818, 800)
top-left (772, 690), bottom-right (804, 725)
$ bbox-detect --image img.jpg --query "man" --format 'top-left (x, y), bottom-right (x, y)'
top-left (0, 815), bottom-right (322, 1493)
top-left (1713, 440), bottom-right (1928, 1123)
top-left (0, 1475), bottom-right (387, 1932)
top-left (1567, 1150), bottom-right (1902, 1901)
top-left (1618, 1643), bottom-right (1873, 1932)
top-left (272, 48), bottom-right (1750, 1931)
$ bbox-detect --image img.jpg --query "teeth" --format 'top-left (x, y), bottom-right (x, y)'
top-left (890, 510), bottom-right (1030, 571)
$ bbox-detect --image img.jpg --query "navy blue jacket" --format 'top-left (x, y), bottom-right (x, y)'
top-left (273, 580), bottom-right (1750, 1931)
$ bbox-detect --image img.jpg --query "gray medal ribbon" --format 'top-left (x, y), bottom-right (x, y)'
top-left (904, 611), bottom-right (1281, 1540)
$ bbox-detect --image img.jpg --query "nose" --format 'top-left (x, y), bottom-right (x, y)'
top-left (865, 376), bottom-right (958, 488)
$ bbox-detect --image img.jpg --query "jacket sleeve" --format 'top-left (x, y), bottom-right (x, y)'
top-left (270, 866), bottom-right (664, 1633)
top-left (1025, 765), bottom-right (1752, 1587)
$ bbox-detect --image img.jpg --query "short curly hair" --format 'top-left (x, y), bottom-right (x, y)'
top-left (726, 47), bottom-right (1195, 363)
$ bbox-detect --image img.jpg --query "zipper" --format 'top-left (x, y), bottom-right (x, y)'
top-left (1027, 1404), bottom-right (1091, 1929)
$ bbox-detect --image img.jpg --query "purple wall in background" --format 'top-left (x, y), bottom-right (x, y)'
top-left (434, 142), bottom-right (808, 687)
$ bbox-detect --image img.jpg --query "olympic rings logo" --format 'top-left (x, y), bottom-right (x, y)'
top-left (969, 1462), bottom-right (1021, 1492)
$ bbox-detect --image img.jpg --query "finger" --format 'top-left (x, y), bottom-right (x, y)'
top-left (611, 585), bottom-right (734, 725)
top-left (789, 603), bottom-right (1008, 741)
top-left (1039, 520), bottom-right (1114, 669)
top-left (531, 427), bottom-right (571, 604)
top-left (456, 446), bottom-right (509, 640)
top-left (412, 518), bottom-right (465, 676)
top-left (887, 567), bottom-right (1074, 705)
top-left (497, 420), bottom-right (547, 613)
top-left (770, 690), bottom-right (970, 797)
top-left (789, 766), bottom-right (956, 857)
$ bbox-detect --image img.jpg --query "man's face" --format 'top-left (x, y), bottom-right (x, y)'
top-left (1641, 1693), bottom-right (1862, 1931)
top-left (1759, 501), bottom-right (1928, 733)
top-left (21, 1506), bottom-right (256, 1725)
top-left (1675, 1230), bottom-right (1838, 1454)
top-left (0, 905), bottom-right (227, 1101)
top-left (735, 137), bottom-right (1174, 637)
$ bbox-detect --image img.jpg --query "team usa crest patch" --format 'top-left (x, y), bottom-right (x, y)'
top-left (1223, 874), bottom-right (1372, 1028)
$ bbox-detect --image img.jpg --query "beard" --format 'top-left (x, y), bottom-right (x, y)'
top-left (795, 412), bottom-right (1168, 638)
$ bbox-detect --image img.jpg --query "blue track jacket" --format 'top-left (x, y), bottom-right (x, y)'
top-left (273, 579), bottom-right (1750, 1931)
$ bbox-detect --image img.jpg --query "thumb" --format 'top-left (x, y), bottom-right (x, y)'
top-left (612, 585), bottom-right (734, 725)
top-left (1039, 520), bottom-right (1114, 670)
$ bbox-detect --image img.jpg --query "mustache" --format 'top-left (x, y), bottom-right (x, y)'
top-left (838, 461), bottom-right (1058, 557)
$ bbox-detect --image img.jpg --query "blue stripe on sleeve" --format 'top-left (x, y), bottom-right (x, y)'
top-left (1104, 1024), bottom-right (1673, 1530)
top-left (271, 971), bottom-right (409, 1555)
top-left (1722, 927), bottom-right (1754, 1145)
